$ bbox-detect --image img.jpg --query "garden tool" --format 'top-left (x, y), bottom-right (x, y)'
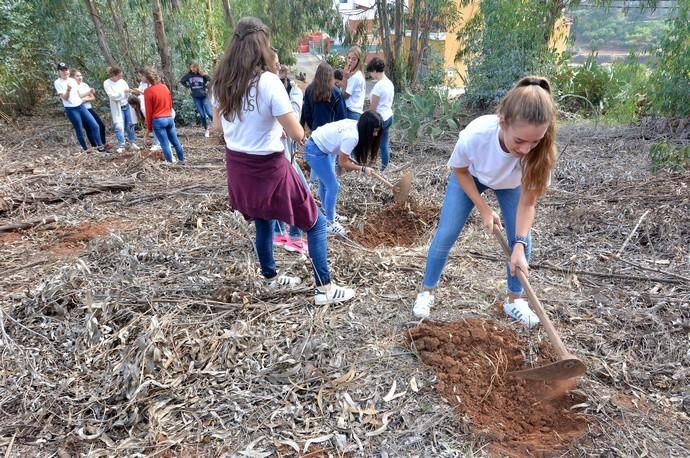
top-left (493, 224), bottom-right (586, 382)
top-left (371, 170), bottom-right (413, 204)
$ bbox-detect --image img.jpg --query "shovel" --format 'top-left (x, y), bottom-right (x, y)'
top-left (493, 224), bottom-right (586, 382)
top-left (370, 170), bottom-right (413, 204)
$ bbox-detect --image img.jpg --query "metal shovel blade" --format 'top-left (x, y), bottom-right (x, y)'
top-left (508, 356), bottom-right (587, 381)
top-left (392, 170), bottom-right (413, 203)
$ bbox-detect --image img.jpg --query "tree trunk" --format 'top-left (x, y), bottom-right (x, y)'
top-left (83, 0), bottom-right (117, 68)
top-left (221, 0), bottom-right (234, 27)
top-left (106, 0), bottom-right (139, 73)
top-left (407, 0), bottom-right (423, 86)
top-left (417, 7), bottom-right (434, 84)
top-left (151, 0), bottom-right (174, 89)
top-left (206, 0), bottom-right (218, 65)
top-left (376, 0), bottom-right (396, 88)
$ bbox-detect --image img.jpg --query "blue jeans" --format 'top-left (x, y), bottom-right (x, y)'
top-left (304, 138), bottom-right (339, 222)
top-left (86, 108), bottom-right (106, 148)
top-left (152, 117), bottom-right (184, 162)
top-left (423, 173), bottom-right (531, 295)
top-left (256, 212), bottom-right (330, 286)
top-left (115, 105), bottom-right (136, 145)
top-left (380, 115), bottom-right (393, 171)
top-left (192, 96), bottom-right (213, 129)
top-left (346, 109), bottom-right (361, 120)
top-left (65, 105), bottom-right (102, 150)
top-left (274, 161), bottom-right (309, 240)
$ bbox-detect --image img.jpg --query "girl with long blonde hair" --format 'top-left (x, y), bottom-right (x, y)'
top-left (413, 76), bottom-right (558, 327)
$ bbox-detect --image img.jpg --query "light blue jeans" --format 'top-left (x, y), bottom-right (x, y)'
top-left (192, 96), bottom-right (213, 129)
top-left (304, 138), bottom-right (339, 222)
top-left (423, 173), bottom-right (531, 295)
top-left (115, 105), bottom-right (136, 145)
top-left (152, 117), bottom-right (184, 162)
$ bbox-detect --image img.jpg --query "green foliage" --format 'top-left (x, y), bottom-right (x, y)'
top-left (569, 6), bottom-right (666, 51)
top-left (648, 0), bottom-right (690, 116)
top-left (605, 55), bottom-right (650, 123)
top-left (571, 53), bottom-right (611, 108)
top-left (172, 91), bottom-right (201, 127)
top-left (456, 0), bottom-right (563, 107)
top-left (325, 53), bottom-right (346, 70)
top-left (649, 142), bottom-right (690, 172)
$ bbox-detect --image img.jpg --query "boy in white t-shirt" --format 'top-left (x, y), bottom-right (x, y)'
top-left (53, 62), bottom-right (106, 152)
top-left (412, 76), bottom-right (559, 329)
top-left (366, 57), bottom-right (394, 171)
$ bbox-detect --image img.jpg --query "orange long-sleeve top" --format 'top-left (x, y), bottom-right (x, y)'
top-left (143, 83), bottom-right (173, 131)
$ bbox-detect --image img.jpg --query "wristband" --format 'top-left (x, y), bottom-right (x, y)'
top-left (514, 235), bottom-right (528, 248)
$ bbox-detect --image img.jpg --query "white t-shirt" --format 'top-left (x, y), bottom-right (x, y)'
top-left (103, 78), bottom-right (130, 107)
top-left (345, 70), bottom-right (365, 114)
top-left (219, 72), bottom-right (294, 155)
top-left (447, 115), bottom-right (523, 190)
top-left (137, 81), bottom-right (150, 116)
top-left (76, 82), bottom-right (93, 109)
top-left (371, 77), bottom-right (394, 121)
top-left (54, 77), bottom-right (82, 108)
top-left (311, 119), bottom-right (359, 157)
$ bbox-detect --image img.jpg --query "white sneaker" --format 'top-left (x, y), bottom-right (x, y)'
top-left (413, 291), bottom-right (434, 318)
top-left (327, 221), bottom-right (348, 236)
top-left (267, 274), bottom-right (302, 289)
top-left (504, 298), bottom-right (540, 328)
top-left (334, 213), bottom-right (348, 223)
top-left (150, 144), bottom-right (162, 152)
top-left (129, 143), bottom-right (141, 151)
top-left (116, 145), bottom-right (126, 154)
top-left (314, 283), bottom-right (355, 305)
top-left (204, 129), bottom-right (210, 138)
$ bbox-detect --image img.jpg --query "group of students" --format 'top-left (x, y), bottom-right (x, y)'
top-left (211, 17), bottom-right (557, 326)
top-left (54, 61), bottom-right (217, 163)
top-left (56, 17), bottom-right (556, 324)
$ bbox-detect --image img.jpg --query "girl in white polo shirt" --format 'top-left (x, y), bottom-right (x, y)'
top-left (412, 76), bottom-right (558, 328)
top-left (343, 46), bottom-right (365, 120)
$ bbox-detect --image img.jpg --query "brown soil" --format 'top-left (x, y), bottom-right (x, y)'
top-left (350, 201), bottom-right (439, 248)
top-left (408, 319), bottom-right (590, 456)
top-left (42, 221), bottom-right (125, 256)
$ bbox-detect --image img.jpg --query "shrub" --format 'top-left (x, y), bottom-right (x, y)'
top-left (325, 53), bottom-right (345, 70)
top-left (648, 0), bottom-right (690, 116)
top-left (649, 142), bottom-right (690, 172)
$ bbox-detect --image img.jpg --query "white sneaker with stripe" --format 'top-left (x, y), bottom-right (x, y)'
top-left (267, 274), bottom-right (302, 289)
top-left (314, 283), bottom-right (355, 305)
top-left (503, 298), bottom-right (540, 328)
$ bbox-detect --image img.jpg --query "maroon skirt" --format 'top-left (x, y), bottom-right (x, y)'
top-left (225, 149), bottom-right (318, 231)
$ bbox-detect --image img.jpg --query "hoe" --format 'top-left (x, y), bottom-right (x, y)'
top-left (371, 169), bottom-right (413, 204)
top-left (493, 224), bottom-right (586, 382)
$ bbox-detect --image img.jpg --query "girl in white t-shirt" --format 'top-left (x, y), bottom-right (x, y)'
top-left (366, 57), bottom-right (394, 171)
top-left (413, 76), bottom-right (558, 328)
top-left (303, 111), bottom-right (383, 235)
top-left (70, 68), bottom-right (107, 149)
top-left (212, 17), bottom-right (355, 306)
top-left (343, 46), bottom-right (366, 120)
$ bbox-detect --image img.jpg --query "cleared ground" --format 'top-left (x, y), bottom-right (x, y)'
top-left (0, 113), bottom-right (688, 457)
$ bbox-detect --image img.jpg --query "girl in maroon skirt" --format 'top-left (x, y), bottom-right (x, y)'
top-left (212, 16), bottom-right (355, 305)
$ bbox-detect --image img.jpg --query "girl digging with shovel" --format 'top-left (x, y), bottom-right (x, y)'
top-left (412, 76), bottom-right (558, 327)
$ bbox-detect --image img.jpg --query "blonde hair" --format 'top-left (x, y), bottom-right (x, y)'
top-left (347, 46), bottom-right (363, 73)
top-left (497, 76), bottom-right (557, 196)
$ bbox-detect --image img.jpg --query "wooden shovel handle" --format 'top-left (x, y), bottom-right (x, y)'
top-left (492, 224), bottom-right (571, 360)
top-left (370, 170), bottom-right (395, 189)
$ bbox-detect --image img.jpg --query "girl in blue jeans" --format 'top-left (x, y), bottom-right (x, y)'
top-left (304, 111), bottom-right (384, 235)
top-left (212, 17), bottom-right (355, 306)
top-left (413, 76), bottom-right (558, 328)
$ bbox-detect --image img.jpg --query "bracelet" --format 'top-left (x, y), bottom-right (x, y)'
top-left (514, 235), bottom-right (529, 248)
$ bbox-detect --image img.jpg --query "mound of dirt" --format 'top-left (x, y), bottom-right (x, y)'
top-left (350, 201), bottom-right (439, 247)
top-left (409, 319), bottom-right (589, 456)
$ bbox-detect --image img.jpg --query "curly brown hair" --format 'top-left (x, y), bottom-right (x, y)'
top-left (141, 67), bottom-right (161, 85)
